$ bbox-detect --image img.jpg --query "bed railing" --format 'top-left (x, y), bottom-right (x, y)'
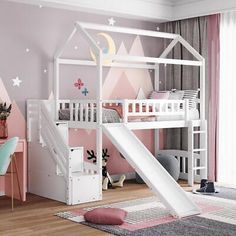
top-left (58, 99), bottom-right (97, 123)
top-left (157, 150), bottom-right (201, 183)
top-left (122, 99), bottom-right (188, 122)
top-left (58, 99), bottom-right (70, 110)
top-left (70, 99), bottom-right (97, 123)
top-left (40, 101), bottom-right (70, 179)
top-left (57, 99), bottom-right (190, 124)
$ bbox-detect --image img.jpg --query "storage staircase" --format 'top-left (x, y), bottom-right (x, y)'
top-left (27, 100), bottom-right (101, 205)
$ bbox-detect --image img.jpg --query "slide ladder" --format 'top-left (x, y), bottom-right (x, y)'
top-left (103, 123), bottom-right (200, 218)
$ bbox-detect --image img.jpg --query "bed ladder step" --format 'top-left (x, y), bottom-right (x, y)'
top-left (193, 148), bottom-right (206, 152)
top-left (193, 166), bottom-right (206, 170)
top-left (193, 131), bottom-right (206, 134)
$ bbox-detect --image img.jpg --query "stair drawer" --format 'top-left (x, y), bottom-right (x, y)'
top-left (70, 147), bottom-right (83, 173)
top-left (71, 174), bottom-right (100, 204)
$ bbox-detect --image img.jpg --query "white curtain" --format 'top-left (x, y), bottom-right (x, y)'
top-left (218, 11), bottom-right (236, 185)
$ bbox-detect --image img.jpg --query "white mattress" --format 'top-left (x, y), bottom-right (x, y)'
top-left (156, 109), bottom-right (199, 121)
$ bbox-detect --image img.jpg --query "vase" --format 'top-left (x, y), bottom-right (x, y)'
top-left (0, 119), bottom-right (8, 139)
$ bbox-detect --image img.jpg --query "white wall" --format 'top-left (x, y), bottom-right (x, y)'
top-left (9, 0), bottom-right (236, 22)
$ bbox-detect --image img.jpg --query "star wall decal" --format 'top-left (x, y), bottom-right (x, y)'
top-left (12, 76), bottom-right (22, 87)
top-left (108, 17), bottom-right (116, 26)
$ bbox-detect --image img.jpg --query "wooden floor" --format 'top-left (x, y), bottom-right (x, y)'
top-left (0, 180), bottom-right (193, 236)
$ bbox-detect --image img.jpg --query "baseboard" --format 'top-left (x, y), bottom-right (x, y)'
top-left (111, 172), bottom-right (136, 181)
top-left (0, 191), bottom-right (5, 196)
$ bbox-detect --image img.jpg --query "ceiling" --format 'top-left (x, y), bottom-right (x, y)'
top-left (8, 0), bottom-right (236, 22)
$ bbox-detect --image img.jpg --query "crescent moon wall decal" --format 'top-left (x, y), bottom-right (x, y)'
top-left (90, 32), bottom-right (116, 65)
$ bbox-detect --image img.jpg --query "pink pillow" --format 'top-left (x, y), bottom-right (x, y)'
top-left (149, 91), bottom-right (170, 99)
top-left (84, 208), bottom-right (127, 225)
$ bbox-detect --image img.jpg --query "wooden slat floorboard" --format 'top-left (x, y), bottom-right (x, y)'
top-left (0, 180), bottom-right (192, 236)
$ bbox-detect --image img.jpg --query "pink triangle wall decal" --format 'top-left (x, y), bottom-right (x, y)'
top-left (0, 78), bottom-right (11, 105)
top-left (7, 100), bottom-right (26, 139)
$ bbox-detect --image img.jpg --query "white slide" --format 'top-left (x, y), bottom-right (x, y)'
top-left (103, 124), bottom-right (200, 218)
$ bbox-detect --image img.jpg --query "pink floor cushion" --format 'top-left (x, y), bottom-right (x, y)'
top-left (84, 207), bottom-right (127, 225)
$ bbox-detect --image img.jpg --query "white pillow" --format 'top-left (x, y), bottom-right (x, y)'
top-left (169, 90), bottom-right (184, 100)
top-left (183, 90), bottom-right (198, 109)
top-left (149, 91), bottom-right (170, 99)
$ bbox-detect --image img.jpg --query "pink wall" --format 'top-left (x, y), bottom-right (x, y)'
top-left (0, 100), bottom-right (26, 193)
top-left (0, 1), bottom-right (162, 113)
top-left (0, 1), bottom-right (163, 176)
top-left (69, 129), bottom-right (154, 175)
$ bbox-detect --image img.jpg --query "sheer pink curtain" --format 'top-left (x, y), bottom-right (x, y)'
top-left (208, 14), bottom-right (220, 181)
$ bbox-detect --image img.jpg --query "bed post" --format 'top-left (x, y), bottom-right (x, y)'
top-left (54, 58), bottom-right (59, 120)
top-left (53, 26), bottom-right (78, 120)
top-left (200, 58), bottom-right (207, 180)
top-left (200, 59), bottom-right (205, 120)
top-left (96, 50), bottom-right (103, 200)
top-left (154, 64), bottom-right (160, 156)
top-left (76, 22), bottom-right (103, 199)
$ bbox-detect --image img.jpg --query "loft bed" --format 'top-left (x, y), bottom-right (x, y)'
top-left (51, 22), bottom-right (207, 185)
top-left (27, 22), bottom-right (207, 218)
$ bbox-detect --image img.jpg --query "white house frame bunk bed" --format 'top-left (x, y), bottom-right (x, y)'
top-left (27, 22), bottom-right (207, 218)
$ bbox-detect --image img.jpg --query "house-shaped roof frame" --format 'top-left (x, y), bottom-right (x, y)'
top-left (54, 22), bottom-right (205, 120)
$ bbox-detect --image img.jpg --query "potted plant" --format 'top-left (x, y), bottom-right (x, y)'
top-left (0, 102), bottom-right (12, 139)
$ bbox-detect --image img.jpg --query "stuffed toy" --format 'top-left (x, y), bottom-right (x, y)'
top-left (87, 148), bottom-right (126, 190)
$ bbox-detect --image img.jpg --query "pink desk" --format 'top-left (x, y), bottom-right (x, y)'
top-left (0, 138), bottom-right (27, 202)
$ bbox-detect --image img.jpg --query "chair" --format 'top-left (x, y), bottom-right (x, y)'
top-left (0, 137), bottom-right (20, 210)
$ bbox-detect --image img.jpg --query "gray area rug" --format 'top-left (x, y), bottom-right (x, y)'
top-left (82, 216), bottom-right (236, 236)
top-left (212, 186), bottom-right (236, 201)
top-left (81, 187), bottom-right (236, 236)
top-left (57, 187), bottom-right (236, 235)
